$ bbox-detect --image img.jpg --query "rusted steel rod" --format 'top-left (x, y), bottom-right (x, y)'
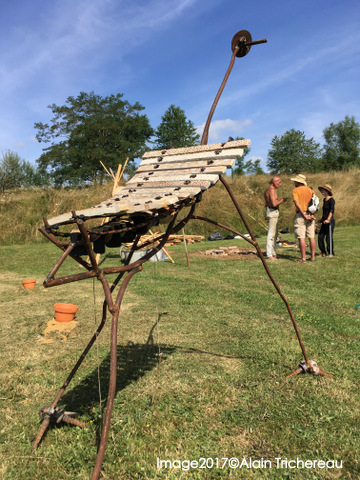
top-left (91, 266), bottom-right (142, 480)
top-left (45, 242), bottom-right (77, 281)
top-left (76, 218), bottom-right (99, 272)
top-left (219, 175), bottom-right (311, 366)
top-left (39, 226), bottom-right (92, 270)
top-left (246, 38), bottom-right (267, 47)
top-left (44, 270), bottom-right (98, 287)
top-left (97, 271), bottom-right (118, 315)
top-left (90, 217), bottom-right (179, 479)
top-left (201, 47), bottom-right (238, 145)
top-left (32, 304), bottom-right (109, 450)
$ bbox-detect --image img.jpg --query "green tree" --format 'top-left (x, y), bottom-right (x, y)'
top-left (0, 150), bottom-right (43, 192)
top-left (323, 116), bottom-right (360, 170)
top-left (153, 105), bottom-right (200, 149)
top-left (232, 136), bottom-right (250, 175)
top-left (231, 137), bottom-right (264, 175)
top-left (244, 158), bottom-right (264, 175)
top-left (35, 91), bottom-right (153, 186)
top-left (267, 129), bottom-right (323, 174)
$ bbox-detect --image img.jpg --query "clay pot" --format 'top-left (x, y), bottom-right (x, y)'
top-left (54, 303), bottom-right (79, 323)
top-left (22, 279), bottom-right (36, 289)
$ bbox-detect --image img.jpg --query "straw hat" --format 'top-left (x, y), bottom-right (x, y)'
top-left (318, 184), bottom-right (333, 196)
top-left (290, 174), bottom-right (307, 186)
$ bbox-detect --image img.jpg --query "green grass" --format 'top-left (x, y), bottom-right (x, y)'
top-left (0, 226), bottom-right (359, 479)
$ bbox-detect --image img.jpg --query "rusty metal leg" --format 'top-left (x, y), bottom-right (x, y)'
top-left (197, 176), bottom-right (331, 378)
top-left (219, 175), bottom-right (312, 364)
top-left (32, 302), bottom-right (108, 450)
top-left (91, 266), bottom-right (142, 480)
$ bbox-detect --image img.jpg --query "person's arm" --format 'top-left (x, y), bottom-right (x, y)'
top-left (293, 199), bottom-right (313, 221)
top-left (324, 198), bottom-right (334, 223)
top-left (269, 188), bottom-right (287, 207)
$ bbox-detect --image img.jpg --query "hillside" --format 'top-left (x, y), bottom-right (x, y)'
top-left (1, 169), bottom-right (359, 245)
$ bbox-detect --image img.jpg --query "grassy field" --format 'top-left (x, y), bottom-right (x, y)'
top-left (0, 226), bottom-right (359, 479)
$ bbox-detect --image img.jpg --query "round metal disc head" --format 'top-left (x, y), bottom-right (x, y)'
top-left (231, 30), bottom-right (252, 57)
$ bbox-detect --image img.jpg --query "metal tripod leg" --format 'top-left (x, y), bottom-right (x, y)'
top-left (91, 267), bottom-right (141, 480)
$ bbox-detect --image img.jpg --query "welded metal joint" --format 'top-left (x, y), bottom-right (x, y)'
top-left (39, 406), bottom-right (87, 428)
top-left (286, 360), bottom-right (333, 379)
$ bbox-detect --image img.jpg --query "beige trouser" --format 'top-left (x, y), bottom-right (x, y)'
top-left (294, 213), bottom-right (315, 238)
top-left (265, 207), bottom-right (279, 258)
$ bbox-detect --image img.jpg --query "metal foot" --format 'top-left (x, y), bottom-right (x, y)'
top-left (286, 359), bottom-right (333, 379)
top-left (33, 407), bottom-right (86, 450)
top-left (39, 406), bottom-right (87, 427)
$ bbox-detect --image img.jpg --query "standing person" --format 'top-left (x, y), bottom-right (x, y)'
top-left (264, 176), bottom-right (288, 260)
top-left (291, 174), bottom-right (316, 263)
top-left (318, 184), bottom-right (335, 257)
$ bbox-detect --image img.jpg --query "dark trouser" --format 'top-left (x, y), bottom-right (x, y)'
top-left (318, 222), bottom-right (335, 255)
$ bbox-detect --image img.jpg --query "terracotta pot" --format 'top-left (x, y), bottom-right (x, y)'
top-left (54, 303), bottom-right (79, 323)
top-left (22, 279), bottom-right (36, 289)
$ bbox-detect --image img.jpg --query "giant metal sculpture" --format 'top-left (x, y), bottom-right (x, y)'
top-left (33, 30), bottom-right (331, 480)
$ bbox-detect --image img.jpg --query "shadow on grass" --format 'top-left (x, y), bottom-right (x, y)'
top-left (34, 313), bottom-right (291, 448)
top-left (58, 309), bottom-right (287, 417)
top-left (59, 314), bottom-right (175, 415)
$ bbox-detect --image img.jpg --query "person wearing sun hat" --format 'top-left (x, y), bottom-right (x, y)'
top-left (318, 184), bottom-right (335, 257)
top-left (291, 173), bottom-right (316, 263)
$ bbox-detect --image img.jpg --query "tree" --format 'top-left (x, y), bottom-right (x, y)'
top-left (323, 116), bottom-right (360, 170)
top-left (267, 129), bottom-right (323, 174)
top-left (153, 105), bottom-right (200, 149)
top-left (244, 158), bottom-right (264, 175)
top-left (232, 136), bottom-right (251, 175)
top-left (0, 150), bottom-right (43, 192)
top-left (231, 137), bottom-right (264, 175)
top-left (35, 92), bottom-right (153, 186)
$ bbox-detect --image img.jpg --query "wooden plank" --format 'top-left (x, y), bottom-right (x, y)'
top-left (129, 167), bottom-right (227, 183)
top-left (123, 179), bottom-right (212, 190)
top-left (142, 139), bottom-right (251, 158)
top-left (127, 173), bottom-right (219, 186)
top-left (125, 195), bottom-right (184, 209)
top-left (47, 202), bottom-right (130, 226)
top-left (133, 166), bottom-right (228, 179)
top-left (139, 148), bottom-right (244, 166)
top-left (110, 191), bottom-right (193, 203)
top-left (47, 195), bottom-right (188, 226)
top-left (113, 185), bottom-right (202, 198)
top-left (137, 158), bottom-right (235, 172)
top-left (112, 192), bottom-right (190, 205)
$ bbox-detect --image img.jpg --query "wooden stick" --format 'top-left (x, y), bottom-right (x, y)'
top-left (182, 228), bottom-right (190, 267)
top-left (100, 161), bottom-right (114, 179)
top-left (112, 164), bottom-right (122, 196)
top-left (149, 229), bottom-right (175, 264)
top-left (120, 158), bottom-right (129, 179)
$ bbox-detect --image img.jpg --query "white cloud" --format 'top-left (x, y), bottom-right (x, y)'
top-left (0, 0), bottom-right (200, 94)
top-left (196, 118), bottom-right (252, 142)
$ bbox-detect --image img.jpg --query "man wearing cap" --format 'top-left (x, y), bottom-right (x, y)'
top-left (264, 176), bottom-right (288, 259)
top-left (291, 174), bottom-right (316, 263)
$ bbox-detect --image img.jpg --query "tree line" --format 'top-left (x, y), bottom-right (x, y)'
top-left (1, 91), bottom-right (359, 191)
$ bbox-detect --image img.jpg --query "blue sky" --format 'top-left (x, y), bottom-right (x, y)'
top-left (1, 0), bottom-right (359, 172)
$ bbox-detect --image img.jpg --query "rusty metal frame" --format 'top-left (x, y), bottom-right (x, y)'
top-left (33, 30), bottom-right (330, 480)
